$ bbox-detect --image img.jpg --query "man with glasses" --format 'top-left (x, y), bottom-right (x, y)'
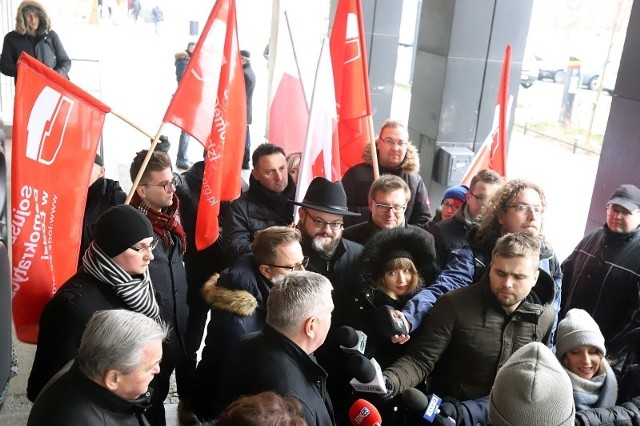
top-left (343, 175), bottom-right (436, 256)
top-left (395, 179), bottom-right (562, 347)
top-left (561, 184), bottom-right (640, 369)
top-left (28, 206), bottom-right (170, 423)
top-left (129, 149), bottom-right (191, 425)
top-left (430, 169), bottom-right (504, 267)
top-left (341, 119), bottom-right (432, 228)
top-left (191, 226), bottom-right (305, 420)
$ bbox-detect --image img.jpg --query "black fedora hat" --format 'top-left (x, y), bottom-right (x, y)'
top-left (292, 177), bottom-right (360, 216)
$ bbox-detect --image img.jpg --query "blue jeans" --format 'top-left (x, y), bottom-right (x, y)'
top-left (177, 131), bottom-right (190, 164)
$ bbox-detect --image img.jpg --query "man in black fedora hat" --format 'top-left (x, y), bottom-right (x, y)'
top-left (292, 176), bottom-right (364, 422)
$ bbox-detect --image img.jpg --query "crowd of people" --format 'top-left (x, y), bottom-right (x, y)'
top-left (2, 2), bottom-right (640, 424)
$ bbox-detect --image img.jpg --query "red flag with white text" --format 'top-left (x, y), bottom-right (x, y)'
top-left (164, 0), bottom-right (246, 250)
top-left (330, 0), bottom-right (374, 175)
top-left (12, 53), bottom-right (111, 343)
top-left (461, 44), bottom-right (511, 185)
top-left (296, 39), bottom-right (339, 203)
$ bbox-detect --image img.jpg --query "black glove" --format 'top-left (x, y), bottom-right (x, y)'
top-left (154, 135), bottom-right (171, 153)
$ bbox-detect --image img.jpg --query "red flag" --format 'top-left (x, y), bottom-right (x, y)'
top-left (461, 44), bottom-right (511, 185)
top-left (165, 0), bottom-right (246, 250)
top-left (330, 0), bottom-right (374, 175)
top-left (296, 39), bottom-right (339, 203)
top-left (268, 9), bottom-right (309, 156)
top-left (12, 53), bottom-right (111, 343)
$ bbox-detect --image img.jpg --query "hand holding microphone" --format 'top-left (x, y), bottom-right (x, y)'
top-left (348, 399), bottom-right (382, 425)
top-left (402, 388), bottom-right (456, 425)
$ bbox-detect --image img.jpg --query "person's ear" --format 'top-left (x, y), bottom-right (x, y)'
top-left (304, 316), bottom-right (316, 339)
top-left (103, 369), bottom-right (119, 392)
top-left (258, 264), bottom-right (271, 279)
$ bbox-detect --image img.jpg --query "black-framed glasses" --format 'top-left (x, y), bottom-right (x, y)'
top-left (379, 137), bottom-right (407, 148)
top-left (305, 212), bottom-right (343, 230)
top-left (507, 204), bottom-right (545, 215)
top-left (129, 239), bottom-right (159, 253)
top-left (142, 178), bottom-right (177, 192)
top-left (267, 256), bottom-right (309, 271)
top-left (373, 201), bottom-right (407, 214)
top-left (469, 192), bottom-right (487, 205)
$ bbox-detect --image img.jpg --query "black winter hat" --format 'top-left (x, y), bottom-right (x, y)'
top-left (94, 205), bottom-right (154, 257)
top-left (358, 227), bottom-right (440, 286)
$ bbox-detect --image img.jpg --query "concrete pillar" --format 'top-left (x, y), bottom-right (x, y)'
top-left (585, 0), bottom-right (640, 233)
top-left (408, 0), bottom-right (534, 202)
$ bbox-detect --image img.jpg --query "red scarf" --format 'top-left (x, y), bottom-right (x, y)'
top-left (130, 192), bottom-right (187, 255)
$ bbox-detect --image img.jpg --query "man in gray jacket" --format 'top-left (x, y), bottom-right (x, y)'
top-left (382, 232), bottom-right (556, 401)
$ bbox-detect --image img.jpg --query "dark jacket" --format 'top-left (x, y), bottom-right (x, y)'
top-left (561, 225), bottom-right (640, 362)
top-left (430, 203), bottom-right (473, 268)
top-left (385, 269), bottom-right (556, 400)
top-left (28, 362), bottom-right (151, 426)
top-left (342, 219), bottom-right (436, 256)
top-left (217, 325), bottom-right (336, 426)
top-left (243, 61), bottom-right (255, 124)
top-left (341, 142), bottom-right (432, 228)
top-left (174, 50), bottom-right (190, 83)
top-left (27, 271), bottom-right (128, 402)
top-left (574, 397), bottom-right (640, 425)
top-left (192, 254), bottom-right (271, 420)
top-left (80, 177), bottom-right (126, 268)
top-left (0, 0), bottom-right (71, 78)
top-left (402, 226), bottom-right (563, 335)
top-left (222, 175), bottom-right (296, 263)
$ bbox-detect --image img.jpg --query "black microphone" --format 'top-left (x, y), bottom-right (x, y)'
top-left (402, 388), bottom-right (455, 424)
top-left (348, 354), bottom-right (388, 394)
top-left (375, 305), bottom-right (409, 337)
top-left (337, 325), bottom-right (369, 355)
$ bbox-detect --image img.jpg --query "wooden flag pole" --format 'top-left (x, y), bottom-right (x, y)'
top-left (368, 115), bottom-right (379, 179)
top-left (124, 122), bottom-right (169, 204)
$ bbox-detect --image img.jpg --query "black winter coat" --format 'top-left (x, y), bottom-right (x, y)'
top-left (192, 254), bottom-right (271, 419)
top-left (430, 204), bottom-right (472, 268)
top-left (28, 362), bottom-right (151, 426)
top-left (217, 325), bottom-right (335, 426)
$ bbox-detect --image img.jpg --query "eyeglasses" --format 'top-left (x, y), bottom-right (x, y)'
top-left (373, 201), bottom-right (407, 214)
top-left (441, 201), bottom-right (461, 210)
top-left (305, 212), bottom-right (344, 230)
top-left (380, 137), bottom-right (407, 148)
top-left (142, 178), bottom-right (177, 192)
top-left (507, 204), bottom-right (545, 215)
top-left (129, 239), bottom-right (159, 253)
top-left (267, 256), bottom-right (309, 271)
top-left (606, 205), bottom-right (635, 217)
top-left (469, 192), bottom-right (487, 205)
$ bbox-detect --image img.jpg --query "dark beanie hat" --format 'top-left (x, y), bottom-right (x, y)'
top-left (94, 205), bottom-right (154, 257)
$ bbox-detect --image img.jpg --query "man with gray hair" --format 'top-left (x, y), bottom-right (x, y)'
top-left (28, 310), bottom-right (168, 425)
top-left (216, 271), bottom-right (335, 426)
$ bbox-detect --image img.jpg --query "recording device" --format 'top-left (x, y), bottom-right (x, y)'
top-left (402, 388), bottom-right (455, 425)
top-left (375, 305), bottom-right (409, 337)
top-left (348, 354), bottom-right (388, 394)
top-left (337, 325), bottom-right (368, 355)
top-left (348, 399), bottom-right (383, 425)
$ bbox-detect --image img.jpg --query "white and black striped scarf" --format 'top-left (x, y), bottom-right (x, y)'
top-left (82, 242), bottom-right (161, 323)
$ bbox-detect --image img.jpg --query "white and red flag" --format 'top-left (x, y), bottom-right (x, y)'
top-left (11, 53), bottom-right (111, 343)
top-left (330, 0), bottom-right (374, 175)
top-left (163, 0), bottom-right (246, 250)
top-left (461, 44), bottom-right (511, 185)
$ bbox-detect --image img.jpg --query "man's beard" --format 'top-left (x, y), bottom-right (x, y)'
top-left (311, 234), bottom-right (340, 259)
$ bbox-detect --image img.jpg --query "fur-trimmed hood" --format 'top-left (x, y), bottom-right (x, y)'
top-left (362, 140), bottom-right (420, 173)
top-left (15, 0), bottom-right (50, 35)
top-left (174, 51), bottom-right (189, 60)
top-left (201, 273), bottom-right (258, 317)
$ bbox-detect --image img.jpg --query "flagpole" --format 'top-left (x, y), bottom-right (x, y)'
top-left (124, 123), bottom-right (169, 204)
top-left (109, 109), bottom-right (155, 139)
top-left (368, 115), bottom-right (379, 179)
top-left (284, 10), bottom-right (309, 110)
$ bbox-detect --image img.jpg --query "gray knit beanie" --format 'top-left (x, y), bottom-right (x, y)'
top-left (489, 342), bottom-right (575, 426)
top-left (556, 308), bottom-right (606, 360)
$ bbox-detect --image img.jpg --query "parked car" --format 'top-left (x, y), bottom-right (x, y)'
top-left (580, 62), bottom-right (618, 93)
top-left (520, 55), bottom-right (539, 88)
top-left (536, 54), bottom-right (566, 83)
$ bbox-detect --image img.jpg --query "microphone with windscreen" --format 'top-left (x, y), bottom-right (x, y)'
top-left (402, 387), bottom-right (455, 424)
top-left (348, 354), bottom-right (388, 394)
top-left (348, 399), bottom-right (383, 425)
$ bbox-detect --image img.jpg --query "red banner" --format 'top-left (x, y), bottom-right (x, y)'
top-left (330, 0), bottom-right (374, 175)
top-left (168, 0), bottom-right (246, 250)
top-left (12, 53), bottom-right (110, 343)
